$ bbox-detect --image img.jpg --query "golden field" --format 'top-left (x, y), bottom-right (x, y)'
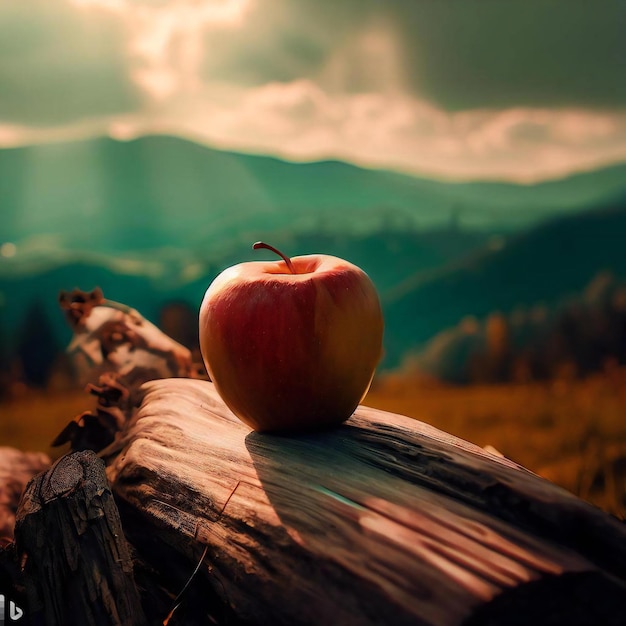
top-left (367, 371), bottom-right (626, 519)
top-left (0, 387), bottom-right (96, 460)
top-left (1, 372), bottom-right (625, 519)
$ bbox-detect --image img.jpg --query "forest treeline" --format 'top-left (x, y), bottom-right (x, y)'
top-left (403, 271), bottom-right (626, 384)
top-left (3, 270), bottom-right (626, 397)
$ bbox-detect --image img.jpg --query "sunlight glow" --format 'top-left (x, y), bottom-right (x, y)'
top-left (69, 0), bottom-right (251, 25)
top-left (320, 17), bottom-right (406, 95)
top-left (3, 2), bottom-right (625, 182)
top-left (2, 96), bottom-right (626, 183)
top-left (0, 243), bottom-right (17, 258)
top-left (69, 0), bottom-right (253, 100)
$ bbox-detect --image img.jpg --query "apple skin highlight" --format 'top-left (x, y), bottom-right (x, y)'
top-left (199, 254), bottom-right (384, 433)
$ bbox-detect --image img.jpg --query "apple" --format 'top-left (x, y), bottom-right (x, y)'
top-left (199, 242), bottom-right (384, 432)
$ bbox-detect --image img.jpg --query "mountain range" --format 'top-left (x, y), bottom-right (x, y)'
top-left (382, 201), bottom-right (626, 367)
top-left (3, 135), bottom-right (626, 264)
top-left (2, 200), bottom-right (625, 374)
top-left (1, 134), bottom-right (626, 375)
top-left (0, 227), bottom-right (489, 358)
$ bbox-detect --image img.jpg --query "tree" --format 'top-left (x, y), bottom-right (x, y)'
top-left (15, 300), bottom-right (60, 388)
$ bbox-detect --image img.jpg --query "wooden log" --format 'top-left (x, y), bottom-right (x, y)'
top-left (14, 450), bottom-right (147, 626)
top-left (0, 448), bottom-right (50, 619)
top-left (54, 289), bottom-right (206, 453)
top-left (105, 378), bottom-right (626, 626)
top-left (59, 288), bottom-right (194, 388)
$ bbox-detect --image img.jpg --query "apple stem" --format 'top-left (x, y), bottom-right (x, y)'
top-left (253, 241), bottom-right (297, 274)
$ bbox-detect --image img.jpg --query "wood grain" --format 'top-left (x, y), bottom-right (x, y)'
top-left (15, 451), bottom-right (146, 626)
top-left (107, 378), bottom-right (626, 626)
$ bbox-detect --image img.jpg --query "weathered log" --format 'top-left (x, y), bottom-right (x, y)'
top-left (55, 288), bottom-right (206, 452)
top-left (15, 450), bottom-right (146, 626)
top-left (0, 448), bottom-right (51, 619)
top-left (59, 288), bottom-right (194, 387)
top-left (104, 378), bottom-right (626, 626)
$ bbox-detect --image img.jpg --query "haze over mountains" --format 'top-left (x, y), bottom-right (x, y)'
top-left (3, 135), bottom-right (626, 261)
top-left (1, 135), bottom-right (626, 373)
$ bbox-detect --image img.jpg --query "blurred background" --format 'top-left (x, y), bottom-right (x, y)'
top-left (1, 0), bottom-right (625, 516)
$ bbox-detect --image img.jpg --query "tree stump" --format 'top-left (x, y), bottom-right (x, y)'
top-left (0, 448), bottom-right (51, 620)
top-left (103, 377), bottom-right (626, 626)
top-left (15, 451), bottom-right (146, 626)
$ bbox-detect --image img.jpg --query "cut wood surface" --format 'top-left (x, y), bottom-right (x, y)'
top-left (15, 450), bottom-right (146, 626)
top-left (106, 377), bottom-right (626, 626)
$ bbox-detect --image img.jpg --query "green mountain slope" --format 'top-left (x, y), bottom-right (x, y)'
top-left (2, 135), bottom-right (626, 261)
top-left (0, 228), bottom-right (489, 360)
top-left (383, 202), bottom-right (626, 367)
top-left (2, 134), bottom-right (626, 377)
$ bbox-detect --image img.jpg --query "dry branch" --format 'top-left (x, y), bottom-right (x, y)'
top-left (55, 288), bottom-right (204, 452)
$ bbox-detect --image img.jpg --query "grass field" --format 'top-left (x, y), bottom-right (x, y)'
top-left (0, 387), bottom-right (97, 459)
top-left (367, 371), bottom-right (626, 519)
top-left (2, 372), bottom-right (625, 519)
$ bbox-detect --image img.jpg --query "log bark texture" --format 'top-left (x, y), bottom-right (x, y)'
top-left (15, 450), bottom-right (146, 626)
top-left (54, 289), bottom-right (205, 453)
top-left (0, 448), bottom-right (51, 618)
top-left (105, 377), bottom-right (626, 626)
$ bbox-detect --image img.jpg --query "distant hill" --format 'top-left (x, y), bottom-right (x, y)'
top-left (405, 272), bottom-right (626, 384)
top-left (383, 201), bottom-right (626, 367)
top-left (2, 202), bottom-right (626, 376)
top-left (0, 228), bottom-right (489, 361)
top-left (2, 136), bottom-right (626, 263)
top-left (2, 134), bottom-right (626, 380)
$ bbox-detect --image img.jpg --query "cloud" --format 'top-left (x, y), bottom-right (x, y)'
top-left (0, 0), bottom-right (625, 183)
top-left (2, 79), bottom-right (626, 183)
top-left (67, 0), bottom-right (254, 101)
top-left (0, 0), bottom-right (139, 124)
top-left (390, 0), bottom-right (626, 110)
top-left (166, 87), bottom-right (626, 182)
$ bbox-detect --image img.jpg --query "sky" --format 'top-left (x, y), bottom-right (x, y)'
top-left (0, 0), bottom-right (625, 182)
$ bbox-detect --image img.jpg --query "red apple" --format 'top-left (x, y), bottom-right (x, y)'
top-left (199, 242), bottom-right (384, 432)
